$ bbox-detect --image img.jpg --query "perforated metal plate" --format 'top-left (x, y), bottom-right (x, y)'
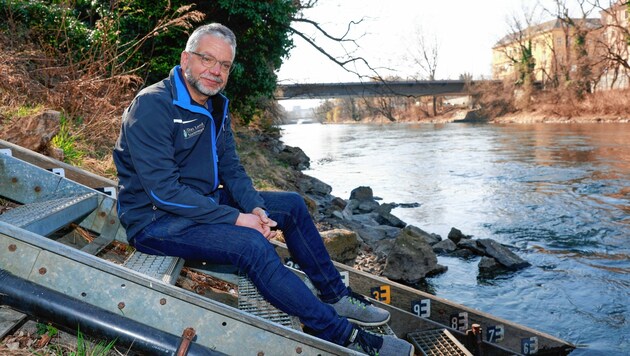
top-left (123, 251), bottom-right (184, 285)
top-left (237, 274), bottom-right (302, 330)
top-left (408, 328), bottom-right (472, 356)
top-left (0, 193), bottom-right (97, 236)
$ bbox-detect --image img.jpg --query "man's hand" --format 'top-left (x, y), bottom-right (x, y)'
top-left (236, 208), bottom-right (278, 240)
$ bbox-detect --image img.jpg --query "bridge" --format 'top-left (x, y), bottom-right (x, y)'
top-left (275, 80), bottom-right (485, 100)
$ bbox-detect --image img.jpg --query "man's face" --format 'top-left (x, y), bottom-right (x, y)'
top-left (180, 34), bottom-right (233, 103)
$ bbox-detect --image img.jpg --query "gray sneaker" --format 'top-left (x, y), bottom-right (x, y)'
top-left (330, 289), bottom-right (390, 326)
top-left (346, 327), bottom-right (414, 356)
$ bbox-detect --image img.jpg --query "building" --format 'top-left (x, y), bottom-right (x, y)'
top-left (491, 18), bottom-right (602, 85)
top-left (596, 1), bottom-right (630, 89)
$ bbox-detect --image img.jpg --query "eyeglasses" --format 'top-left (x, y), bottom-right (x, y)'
top-left (189, 51), bottom-right (233, 73)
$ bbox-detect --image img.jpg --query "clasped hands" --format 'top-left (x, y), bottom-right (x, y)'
top-left (235, 207), bottom-right (278, 240)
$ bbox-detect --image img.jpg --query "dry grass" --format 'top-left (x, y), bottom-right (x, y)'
top-left (468, 78), bottom-right (630, 122)
top-left (535, 88), bottom-right (630, 118)
top-left (0, 32), bottom-right (142, 177)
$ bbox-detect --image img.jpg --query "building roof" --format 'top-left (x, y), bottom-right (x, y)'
top-left (493, 18), bottom-right (602, 48)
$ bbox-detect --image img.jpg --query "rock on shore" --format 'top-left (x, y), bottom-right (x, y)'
top-left (272, 139), bottom-right (532, 285)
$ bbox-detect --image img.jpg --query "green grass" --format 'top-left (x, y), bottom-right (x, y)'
top-left (9, 104), bottom-right (45, 118)
top-left (51, 114), bottom-right (85, 165)
top-left (72, 330), bottom-right (116, 356)
top-left (34, 323), bottom-right (117, 356)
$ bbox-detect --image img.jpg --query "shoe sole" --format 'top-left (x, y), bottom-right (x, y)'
top-left (345, 313), bottom-right (391, 327)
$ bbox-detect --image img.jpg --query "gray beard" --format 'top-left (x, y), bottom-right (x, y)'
top-left (184, 67), bottom-right (224, 97)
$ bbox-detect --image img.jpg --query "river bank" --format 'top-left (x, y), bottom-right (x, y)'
top-left (329, 108), bottom-right (630, 125)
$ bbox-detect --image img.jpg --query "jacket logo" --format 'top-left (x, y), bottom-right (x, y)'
top-left (182, 122), bottom-right (205, 139)
top-left (174, 119), bottom-right (197, 124)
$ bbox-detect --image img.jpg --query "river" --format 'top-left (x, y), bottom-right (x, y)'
top-left (279, 122), bottom-right (630, 355)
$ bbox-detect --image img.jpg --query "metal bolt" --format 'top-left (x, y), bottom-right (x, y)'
top-left (38, 267), bottom-right (46, 275)
top-left (110, 219), bottom-right (116, 224)
top-left (257, 352), bottom-right (264, 356)
top-left (295, 347), bottom-right (303, 354)
top-left (8, 244), bottom-right (16, 252)
top-left (11, 177), bottom-right (17, 183)
top-left (99, 211), bottom-right (107, 217)
top-left (118, 302), bottom-right (125, 310)
top-left (34, 186), bottom-right (41, 192)
top-left (160, 298), bottom-right (167, 305)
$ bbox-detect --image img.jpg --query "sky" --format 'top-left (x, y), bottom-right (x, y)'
top-left (276, 0), bottom-right (584, 86)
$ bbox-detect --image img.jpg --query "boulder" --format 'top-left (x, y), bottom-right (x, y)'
top-left (457, 239), bottom-right (486, 255)
top-left (447, 227), bottom-right (471, 244)
top-left (321, 229), bottom-right (360, 264)
top-left (476, 239), bottom-right (531, 271)
top-left (349, 186), bottom-right (374, 201)
top-left (404, 225), bottom-right (442, 245)
top-left (432, 239), bottom-right (457, 254)
top-left (478, 256), bottom-right (508, 275)
top-left (356, 200), bottom-right (380, 213)
top-left (3, 109), bottom-right (61, 154)
top-left (448, 249), bottom-right (476, 259)
top-left (354, 224), bottom-right (400, 245)
top-left (277, 145), bottom-right (310, 170)
top-left (375, 204), bottom-right (406, 228)
top-left (383, 227), bottom-right (447, 284)
top-left (297, 175), bottom-right (332, 196)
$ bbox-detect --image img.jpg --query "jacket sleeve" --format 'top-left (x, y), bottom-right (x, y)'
top-left (217, 114), bottom-right (266, 213)
top-left (122, 95), bottom-right (240, 224)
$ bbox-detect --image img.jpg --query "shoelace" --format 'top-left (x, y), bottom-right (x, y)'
top-left (347, 295), bottom-right (368, 309)
top-left (347, 287), bottom-right (373, 306)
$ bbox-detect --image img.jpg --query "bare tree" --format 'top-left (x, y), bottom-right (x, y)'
top-left (408, 27), bottom-right (440, 115)
top-left (588, 0), bottom-right (630, 89)
top-left (494, 4), bottom-right (541, 108)
top-left (546, 0), bottom-right (604, 97)
top-left (288, 0), bottom-right (387, 81)
top-left (410, 29), bottom-right (440, 80)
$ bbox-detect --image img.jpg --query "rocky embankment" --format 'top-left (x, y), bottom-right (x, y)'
top-left (271, 135), bottom-right (531, 285)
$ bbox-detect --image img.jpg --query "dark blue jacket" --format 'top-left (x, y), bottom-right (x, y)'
top-left (113, 66), bottom-right (265, 239)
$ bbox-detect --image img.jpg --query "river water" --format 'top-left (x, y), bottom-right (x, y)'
top-left (279, 122), bottom-right (630, 355)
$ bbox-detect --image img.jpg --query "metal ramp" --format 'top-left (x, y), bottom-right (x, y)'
top-left (0, 151), bottom-right (360, 355)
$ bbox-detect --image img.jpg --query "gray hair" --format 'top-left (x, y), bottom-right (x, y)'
top-left (185, 23), bottom-right (237, 59)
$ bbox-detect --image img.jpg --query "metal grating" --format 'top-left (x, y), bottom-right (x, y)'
top-left (0, 193), bottom-right (97, 227)
top-left (408, 329), bottom-right (472, 356)
top-left (237, 275), bottom-right (302, 330)
top-left (123, 252), bottom-right (184, 285)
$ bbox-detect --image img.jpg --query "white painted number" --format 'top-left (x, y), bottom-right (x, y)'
top-left (521, 336), bottom-right (539, 355)
top-left (339, 271), bottom-right (349, 287)
top-left (450, 312), bottom-right (469, 331)
top-left (411, 299), bottom-right (431, 318)
top-left (486, 325), bottom-right (504, 343)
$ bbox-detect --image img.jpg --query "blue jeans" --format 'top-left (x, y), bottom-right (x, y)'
top-left (131, 190), bottom-right (353, 345)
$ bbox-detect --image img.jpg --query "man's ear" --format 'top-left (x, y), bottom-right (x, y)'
top-left (180, 51), bottom-right (190, 68)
